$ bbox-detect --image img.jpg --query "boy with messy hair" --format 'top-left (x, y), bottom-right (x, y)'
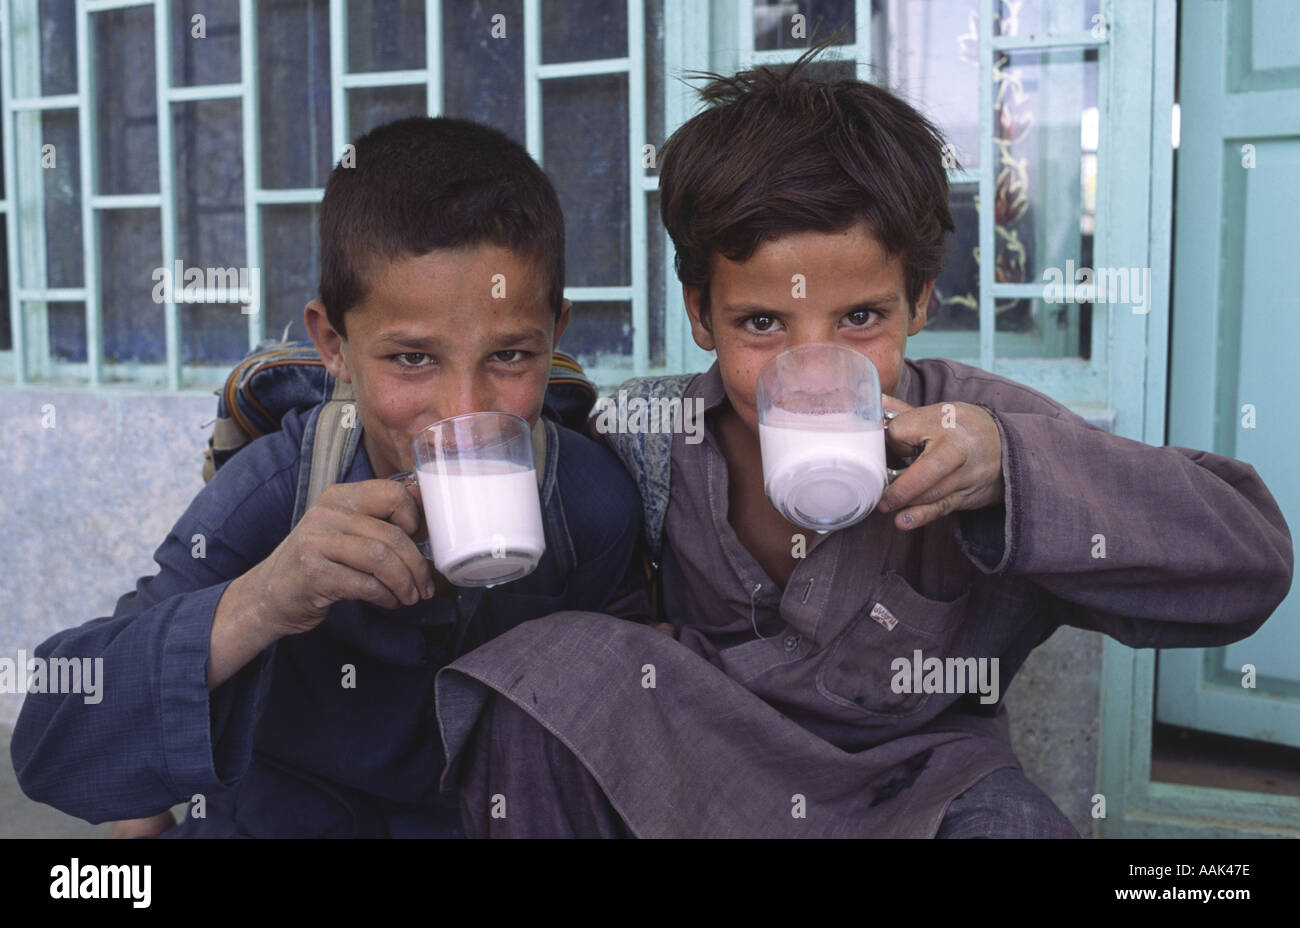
top-left (11, 116), bottom-right (646, 837)
top-left (433, 55), bottom-right (1292, 837)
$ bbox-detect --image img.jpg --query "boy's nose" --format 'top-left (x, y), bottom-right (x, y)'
top-left (435, 378), bottom-right (491, 422)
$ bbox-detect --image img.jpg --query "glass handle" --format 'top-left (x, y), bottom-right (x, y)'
top-left (387, 470), bottom-right (434, 560)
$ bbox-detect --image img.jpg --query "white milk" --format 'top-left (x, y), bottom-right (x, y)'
top-left (416, 459), bottom-right (545, 586)
top-left (759, 411), bottom-right (887, 530)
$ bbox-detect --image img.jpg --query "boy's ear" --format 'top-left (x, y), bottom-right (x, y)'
top-left (552, 298), bottom-right (572, 351)
top-left (304, 299), bottom-right (352, 383)
top-left (683, 284), bottom-right (716, 352)
top-left (907, 280), bottom-right (934, 336)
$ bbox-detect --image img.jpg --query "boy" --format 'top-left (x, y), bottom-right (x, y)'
top-left (432, 57), bottom-right (1294, 837)
top-left (10, 116), bottom-right (646, 837)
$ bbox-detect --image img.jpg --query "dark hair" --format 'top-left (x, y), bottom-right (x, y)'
top-left (659, 46), bottom-right (955, 318)
top-left (319, 116), bottom-right (565, 337)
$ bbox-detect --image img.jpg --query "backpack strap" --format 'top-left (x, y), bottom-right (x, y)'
top-left (291, 376), bottom-right (363, 528)
top-left (600, 373), bottom-right (697, 561)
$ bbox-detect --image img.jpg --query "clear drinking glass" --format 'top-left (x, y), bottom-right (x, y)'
top-left (756, 343), bottom-right (896, 533)
top-left (391, 412), bottom-right (545, 588)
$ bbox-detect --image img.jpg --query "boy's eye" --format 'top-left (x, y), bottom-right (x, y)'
top-left (843, 309), bottom-right (878, 328)
top-left (744, 315), bottom-right (781, 333)
top-left (493, 350), bottom-right (529, 364)
top-left (394, 353), bottom-right (433, 368)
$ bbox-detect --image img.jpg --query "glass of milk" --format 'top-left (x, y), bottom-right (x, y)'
top-left (404, 412), bottom-right (546, 588)
top-left (756, 343), bottom-right (893, 533)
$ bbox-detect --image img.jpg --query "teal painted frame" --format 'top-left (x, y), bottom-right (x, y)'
top-left (1096, 0), bottom-right (1300, 838)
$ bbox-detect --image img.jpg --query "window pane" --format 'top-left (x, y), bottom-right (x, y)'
top-left (928, 182), bottom-right (978, 332)
top-left (43, 111), bottom-right (83, 289)
top-left (171, 0), bottom-right (241, 87)
top-left (994, 0), bottom-right (1102, 37)
top-left (995, 298), bottom-right (1091, 359)
top-left (173, 100), bottom-right (245, 271)
top-left (992, 48), bottom-right (1097, 284)
top-left (442, 0), bottom-right (525, 144)
top-left (541, 0), bottom-right (626, 64)
top-left (754, 0), bottom-right (855, 51)
top-left (260, 0), bottom-right (333, 189)
top-left (40, 0), bottom-right (77, 96)
top-left (95, 6), bottom-right (159, 196)
top-left (347, 85), bottom-right (427, 141)
top-left (0, 222), bottom-right (9, 350)
top-left (261, 204), bottom-right (322, 343)
top-left (645, 0), bottom-right (664, 177)
top-left (560, 301), bottom-right (632, 369)
top-left (348, 0), bottom-right (425, 73)
top-left (542, 75), bottom-right (629, 287)
top-left (648, 190), bottom-right (665, 368)
top-left (46, 302), bottom-right (86, 362)
top-left (879, 0), bottom-right (980, 170)
top-left (101, 210), bottom-right (164, 365)
top-left (181, 301), bottom-right (249, 365)
top-left (173, 99), bottom-right (247, 364)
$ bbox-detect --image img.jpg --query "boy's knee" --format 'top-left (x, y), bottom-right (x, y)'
top-left (936, 767), bottom-right (1080, 839)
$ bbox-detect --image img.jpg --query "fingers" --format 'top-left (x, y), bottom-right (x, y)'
top-left (312, 525), bottom-right (434, 608)
top-left (320, 479), bottom-right (424, 539)
top-left (309, 500), bottom-right (435, 595)
top-left (880, 440), bottom-right (963, 511)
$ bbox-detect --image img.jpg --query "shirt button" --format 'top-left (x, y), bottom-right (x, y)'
top-left (784, 634), bottom-right (800, 652)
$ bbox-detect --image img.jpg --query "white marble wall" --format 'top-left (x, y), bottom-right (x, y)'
top-left (0, 387), bottom-right (214, 728)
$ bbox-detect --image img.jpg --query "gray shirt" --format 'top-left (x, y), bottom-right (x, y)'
top-left (436, 358), bottom-right (1293, 837)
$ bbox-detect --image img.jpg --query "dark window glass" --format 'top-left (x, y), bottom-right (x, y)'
top-left (47, 302), bottom-right (86, 362)
top-left (541, 0), bottom-right (626, 64)
top-left (94, 7), bottom-right (159, 196)
top-left (442, 0), bottom-right (524, 144)
top-left (39, 0), bottom-right (77, 96)
top-left (171, 0), bottom-right (241, 87)
top-left (347, 85), bottom-right (427, 141)
top-left (43, 110), bottom-right (83, 289)
top-left (260, 0), bottom-right (333, 189)
top-left (0, 222), bottom-right (9, 350)
top-left (348, 0), bottom-right (425, 72)
top-left (173, 99), bottom-right (248, 364)
top-left (754, 0), bottom-right (855, 51)
top-left (100, 209), bottom-right (165, 365)
top-left (542, 75), bottom-right (629, 287)
top-left (560, 301), bottom-right (632, 368)
top-left (262, 204), bottom-right (322, 343)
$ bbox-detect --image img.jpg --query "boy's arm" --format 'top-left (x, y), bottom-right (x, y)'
top-left (953, 405), bottom-right (1293, 648)
top-left (8, 462), bottom-right (291, 824)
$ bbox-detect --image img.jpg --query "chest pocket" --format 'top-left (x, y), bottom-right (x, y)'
top-left (816, 570), bottom-right (971, 719)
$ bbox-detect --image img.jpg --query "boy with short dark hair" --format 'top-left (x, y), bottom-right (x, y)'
top-left (11, 116), bottom-right (646, 837)
top-left (433, 56), bottom-right (1293, 838)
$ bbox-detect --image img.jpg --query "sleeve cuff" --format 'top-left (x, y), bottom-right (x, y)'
top-left (160, 580), bottom-right (275, 798)
top-left (953, 405), bottom-right (1019, 575)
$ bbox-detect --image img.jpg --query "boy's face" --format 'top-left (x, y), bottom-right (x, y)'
top-left (683, 221), bottom-right (931, 436)
top-left (305, 244), bottom-right (569, 479)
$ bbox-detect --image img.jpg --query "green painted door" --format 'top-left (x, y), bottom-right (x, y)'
top-left (1159, 0), bottom-right (1300, 748)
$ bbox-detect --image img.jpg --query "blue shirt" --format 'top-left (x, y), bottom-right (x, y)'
top-left (10, 405), bottom-right (644, 837)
